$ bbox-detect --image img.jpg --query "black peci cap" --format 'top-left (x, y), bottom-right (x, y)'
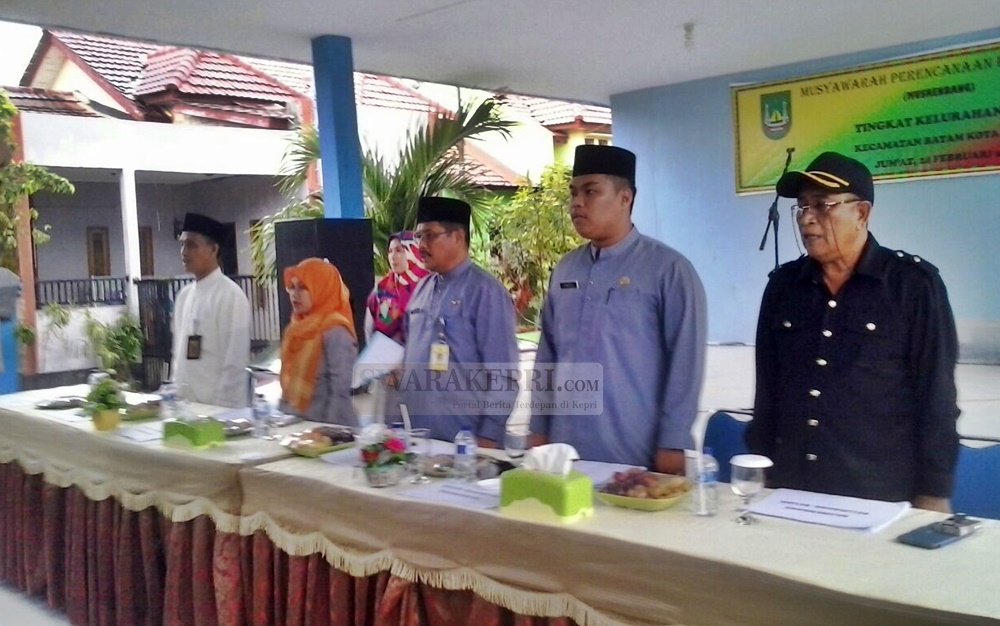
top-left (181, 212), bottom-right (228, 245)
top-left (416, 197), bottom-right (471, 232)
top-left (572, 145), bottom-right (636, 187)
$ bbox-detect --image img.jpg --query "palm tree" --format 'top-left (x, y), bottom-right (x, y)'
top-left (250, 96), bottom-right (515, 280)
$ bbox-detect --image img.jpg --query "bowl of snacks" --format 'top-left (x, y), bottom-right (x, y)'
top-left (282, 426), bottom-right (355, 457)
top-left (596, 468), bottom-right (691, 511)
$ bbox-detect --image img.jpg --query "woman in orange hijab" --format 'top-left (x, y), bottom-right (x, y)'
top-left (280, 258), bottom-right (358, 424)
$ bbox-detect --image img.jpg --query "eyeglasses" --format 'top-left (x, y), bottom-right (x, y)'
top-left (791, 198), bottom-right (862, 219)
top-left (413, 229), bottom-right (452, 245)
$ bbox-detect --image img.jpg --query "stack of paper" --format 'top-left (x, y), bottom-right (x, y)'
top-left (747, 488), bottom-right (911, 533)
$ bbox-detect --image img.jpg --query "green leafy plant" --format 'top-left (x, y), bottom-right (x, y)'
top-left (85, 312), bottom-right (143, 383)
top-left (43, 301), bottom-right (71, 330)
top-left (85, 376), bottom-right (124, 415)
top-left (0, 89), bottom-right (74, 273)
top-left (491, 164), bottom-right (582, 328)
top-left (249, 97), bottom-right (515, 281)
top-left (13, 321), bottom-right (34, 346)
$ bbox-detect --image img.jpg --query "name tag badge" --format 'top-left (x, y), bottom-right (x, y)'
top-left (429, 342), bottom-right (450, 372)
top-left (559, 281), bottom-right (579, 289)
top-left (186, 334), bottom-right (202, 360)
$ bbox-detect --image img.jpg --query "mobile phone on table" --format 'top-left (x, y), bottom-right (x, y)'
top-left (897, 514), bottom-right (983, 549)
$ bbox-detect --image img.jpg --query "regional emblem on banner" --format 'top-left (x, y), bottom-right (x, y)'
top-left (760, 91), bottom-right (791, 140)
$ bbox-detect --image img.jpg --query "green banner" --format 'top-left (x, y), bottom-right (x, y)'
top-left (733, 42), bottom-right (1000, 193)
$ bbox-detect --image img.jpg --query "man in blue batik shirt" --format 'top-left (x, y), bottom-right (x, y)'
top-left (396, 196), bottom-right (520, 445)
top-left (533, 145), bottom-right (708, 474)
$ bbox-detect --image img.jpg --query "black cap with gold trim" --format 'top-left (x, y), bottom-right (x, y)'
top-left (776, 152), bottom-right (874, 203)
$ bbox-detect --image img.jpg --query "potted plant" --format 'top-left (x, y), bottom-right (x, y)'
top-left (358, 425), bottom-right (409, 487)
top-left (85, 375), bottom-right (124, 431)
top-left (84, 312), bottom-right (143, 383)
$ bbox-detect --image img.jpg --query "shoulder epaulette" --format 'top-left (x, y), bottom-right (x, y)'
top-left (891, 249), bottom-right (940, 274)
top-left (768, 257), bottom-right (801, 278)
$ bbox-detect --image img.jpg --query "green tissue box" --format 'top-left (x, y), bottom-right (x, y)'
top-left (500, 468), bottom-right (594, 523)
top-left (163, 418), bottom-right (225, 448)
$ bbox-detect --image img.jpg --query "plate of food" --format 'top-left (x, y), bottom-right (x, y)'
top-left (596, 468), bottom-right (691, 511)
top-left (282, 425), bottom-right (355, 457)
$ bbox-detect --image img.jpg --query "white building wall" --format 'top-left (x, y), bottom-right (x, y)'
top-left (33, 183), bottom-right (125, 278)
top-left (49, 59), bottom-right (129, 114)
top-left (356, 106), bottom-right (428, 164)
top-left (187, 175), bottom-right (288, 274)
top-left (19, 113), bottom-right (294, 175)
top-left (34, 305), bottom-right (126, 374)
top-left (33, 177), bottom-right (286, 280)
top-left (136, 183), bottom-right (194, 278)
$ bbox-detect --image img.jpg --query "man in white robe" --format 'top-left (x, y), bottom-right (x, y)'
top-left (170, 213), bottom-right (251, 407)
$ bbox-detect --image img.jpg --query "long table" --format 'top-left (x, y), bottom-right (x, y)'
top-left (2, 386), bottom-right (1000, 626)
top-left (239, 455), bottom-right (1000, 626)
top-left (0, 385), bottom-right (298, 626)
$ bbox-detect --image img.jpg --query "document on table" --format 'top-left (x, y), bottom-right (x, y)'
top-left (397, 480), bottom-right (499, 510)
top-left (747, 488), bottom-right (911, 533)
top-left (114, 422), bottom-right (164, 443)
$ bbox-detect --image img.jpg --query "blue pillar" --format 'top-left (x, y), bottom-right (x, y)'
top-left (311, 35), bottom-right (364, 219)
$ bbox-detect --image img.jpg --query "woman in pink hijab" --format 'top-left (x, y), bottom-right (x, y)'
top-left (364, 231), bottom-right (429, 344)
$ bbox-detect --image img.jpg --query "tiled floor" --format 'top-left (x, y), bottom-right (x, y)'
top-left (2, 344), bottom-right (997, 624)
top-left (0, 583), bottom-right (70, 626)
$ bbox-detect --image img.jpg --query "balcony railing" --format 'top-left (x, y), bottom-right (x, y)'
top-left (35, 277), bottom-right (128, 308)
top-left (135, 275), bottom-right (280, 389)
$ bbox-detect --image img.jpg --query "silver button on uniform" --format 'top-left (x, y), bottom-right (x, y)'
top-left (807, 419), bottom-right (818, 426)
top-left (816, 358), bottom-right (828, 366)
top-left (822, 330), bottom-right (832, 338)
top-left (809, 389), bottom-right (821, 397)
top-left (827, 300), bottom-right (837, 308)
top-left (806, 454), bottom-right (817, 461)
top-left (866, 322), bottom-right (876, 331)
top-left (783, 320), bottom-right (792, 328)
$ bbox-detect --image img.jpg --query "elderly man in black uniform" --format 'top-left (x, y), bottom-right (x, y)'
top-left (747, 152), bottom-right (960, 512)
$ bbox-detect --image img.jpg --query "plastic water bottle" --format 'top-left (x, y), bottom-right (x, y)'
top-left (453, 427), bottom-right (477, 481)
top-left (693, 447), bottom-right (719, 516)
top-left (159, 382), bottom-right (177, 420)
top-left (252, 394), bottom-right (273, 439)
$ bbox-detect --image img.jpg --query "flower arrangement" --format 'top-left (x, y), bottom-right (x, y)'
top-left (358, 425), bottom-right (409, 468)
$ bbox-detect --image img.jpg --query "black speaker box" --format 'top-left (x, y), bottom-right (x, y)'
top-left (274, 218), bottom-right (374, 348)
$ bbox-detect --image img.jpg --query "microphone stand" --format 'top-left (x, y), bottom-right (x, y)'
top-left (759, 147), bottom-right (795, 270)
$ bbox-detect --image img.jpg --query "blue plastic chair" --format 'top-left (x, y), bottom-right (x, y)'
top-left (951, 439), bottom-right (1000, 520)
top-left (703, 410), bottom-right (752, 483)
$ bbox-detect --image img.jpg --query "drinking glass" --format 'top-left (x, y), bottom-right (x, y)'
top-left (729, 454), bottom-right (773, 525)
top-left (504, 426), bottom-right (531, 463)
top-left (409, 428), bottom-right (431, 484)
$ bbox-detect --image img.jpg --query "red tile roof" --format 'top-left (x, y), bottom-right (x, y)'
top-left (507, 94), bottom-right (611, 127)
top-left (135, 48), bottom-right (298, 102)
top-left (240, 56), bottom-right (313, 97)
top-left (49, 30), bottom-right (160, 98)
top-left (241, 56), bottom-right (437, 113)
top-left (458, 144), bottom-right (525, 188)
top-left (355, 74), bottom-right (436, 113)
top-left (45, 30), bottom-right (440, 116)
top-left (1, 86), bottom-right (102, 118)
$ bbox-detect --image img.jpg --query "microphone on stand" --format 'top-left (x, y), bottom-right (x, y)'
top-left (758, 147), bottom-right (795, 270)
